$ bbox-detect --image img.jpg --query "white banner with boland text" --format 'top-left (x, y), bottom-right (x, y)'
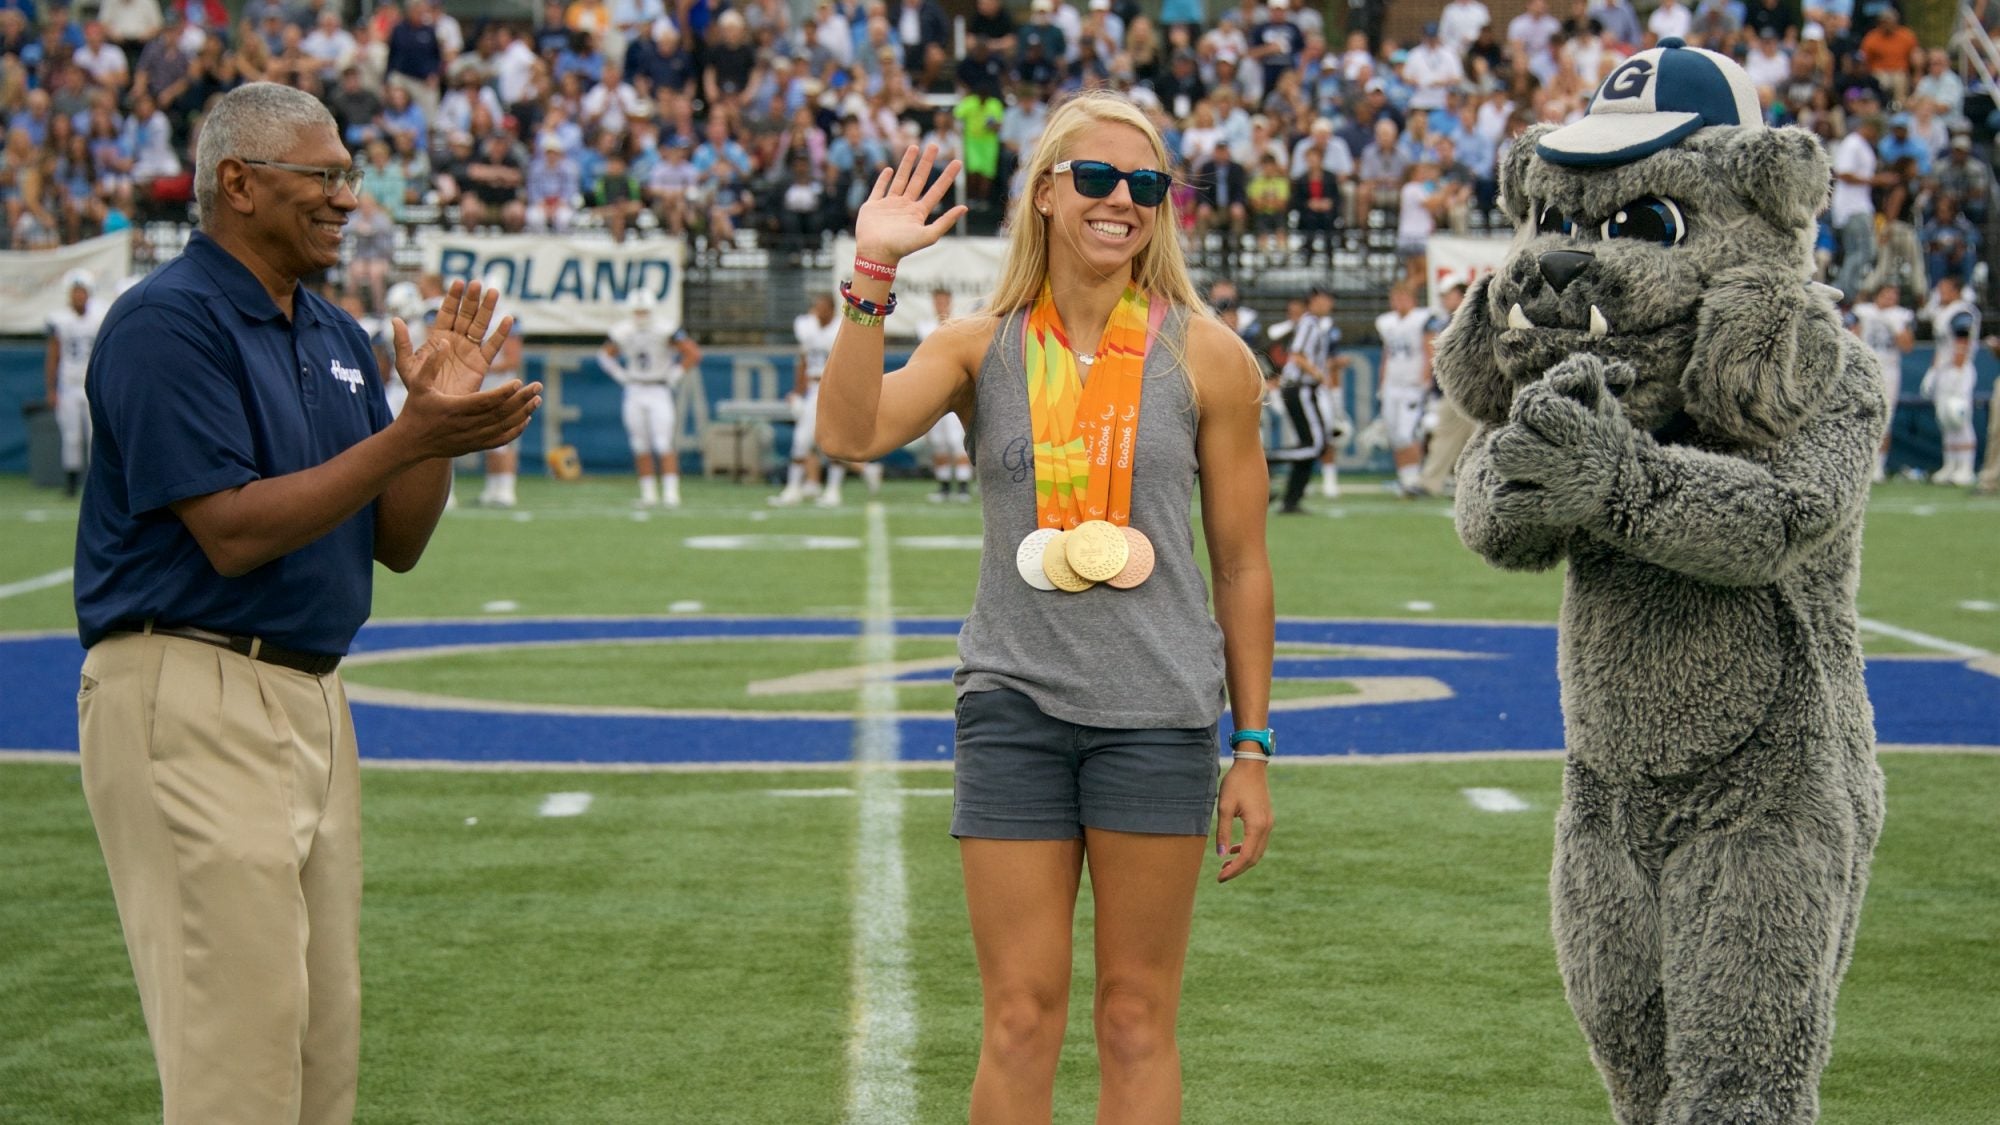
top-left (831, 235), bottom-right (1008, 338)
top-left (1425, 234), bottom-right (1513, 307)
top-left (0, 232), bottom-right (132, 335)
top-left (419, 232), bottom-right (686, 336)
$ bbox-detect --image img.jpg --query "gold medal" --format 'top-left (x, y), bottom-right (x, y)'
top-left (1106, 526), bottom-right (1156, 589)
top-left (1064, 519), bottom-right (1129, 582)
top-left (1042, 531), bottom-right (1096, 592)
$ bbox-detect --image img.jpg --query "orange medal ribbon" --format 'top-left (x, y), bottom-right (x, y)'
top-left (1023, 283), bottom-right (1157, 529)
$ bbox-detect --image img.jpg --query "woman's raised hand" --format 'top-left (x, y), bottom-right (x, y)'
top-left (854, 143), bottom-right (968, 265)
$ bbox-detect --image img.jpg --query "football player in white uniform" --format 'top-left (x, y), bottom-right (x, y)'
top-left (373, 279), bottom-right (469, 508)
top-left (476, 298), bottom-right (528, 507)
top-left (376, 281), bottom-right (428, 417)
top-left (1849, 283), bottom-right (1914, 482)
top-left (1302, 287), bottom-right (1352, 498)
top-left (1417, 278), bottom-right (1476, 496)
top-left (1919, 276), bottom-right (1979, 485)
top-left (913, 287), bottom-right (971, 501)
top-left (1374, 282), bottom-right (1440, 496)
top-left (1921, 274), bottom-right (1981, 352)
top-left (601, 290), bottom-right (702, 507)
top-left (1922, 325), bottom-right (1980, 486)
top-left (776, 293), bottom-right (882, 506)
top-left (46, 269), bottom-right (106, 495)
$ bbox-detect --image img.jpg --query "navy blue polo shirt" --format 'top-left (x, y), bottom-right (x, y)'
top-left (74, 231), bottom-right (392, 655)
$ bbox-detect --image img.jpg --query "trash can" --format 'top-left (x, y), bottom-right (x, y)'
top-left (22, 401), bottom-right (63, 489)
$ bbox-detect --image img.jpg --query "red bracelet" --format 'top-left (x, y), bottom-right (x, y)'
top-left (853, 255), bottom-right (898, 281)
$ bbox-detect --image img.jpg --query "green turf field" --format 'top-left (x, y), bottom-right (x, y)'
top-left (2, 473), bottom-right (1997, 1123)
top-left (3, 757), bottom-right (1995, 1124)
top-left (2, 474), bottom-right (1996, 649)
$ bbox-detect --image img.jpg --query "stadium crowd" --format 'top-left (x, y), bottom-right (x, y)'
top-left (0, 0), bottom-right (1987, 308)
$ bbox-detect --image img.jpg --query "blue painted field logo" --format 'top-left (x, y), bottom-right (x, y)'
top-left (330, 358), bottom-right (367, 393)
top-left (1, 618), bottom-right (1990, 765)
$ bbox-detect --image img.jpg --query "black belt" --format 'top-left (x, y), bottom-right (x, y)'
top-left (122, 621), bottom-right (342, 675)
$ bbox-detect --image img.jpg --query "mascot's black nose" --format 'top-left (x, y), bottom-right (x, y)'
top-left (1538, 249), bottom-right (1596, 294)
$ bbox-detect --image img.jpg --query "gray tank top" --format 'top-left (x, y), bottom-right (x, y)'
top-left (955, 305), bottom-right (1227, 730)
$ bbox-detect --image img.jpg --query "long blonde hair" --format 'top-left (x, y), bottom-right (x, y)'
top-left (981, 91), bottom-right (1253, 408)
top-left (985, 90), bottom-right (1206, 319)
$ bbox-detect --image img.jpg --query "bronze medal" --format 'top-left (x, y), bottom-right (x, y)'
top-left (1106, 526), bottom-right (1156, 589)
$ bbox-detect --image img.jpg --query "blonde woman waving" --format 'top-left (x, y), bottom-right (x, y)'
top-left (818, 91), bottom-right (1275, 1124)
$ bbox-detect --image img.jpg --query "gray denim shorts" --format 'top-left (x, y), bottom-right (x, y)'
top-left (950, 687), bottom-right (1221, 840)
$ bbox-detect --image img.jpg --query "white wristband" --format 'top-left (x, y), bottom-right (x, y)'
top-left (1231, 750), bottom-right (1271, 763)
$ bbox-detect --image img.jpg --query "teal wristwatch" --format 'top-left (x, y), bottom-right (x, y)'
top-left (1229, 728), bottom-right (1275, 754)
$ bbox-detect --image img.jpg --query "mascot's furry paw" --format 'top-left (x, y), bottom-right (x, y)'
top-left (1487, 356), bottom-right (1635, 527)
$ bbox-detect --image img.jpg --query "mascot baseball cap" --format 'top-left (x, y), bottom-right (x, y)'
top-left (1538, 38), bottom-right (1761, 167)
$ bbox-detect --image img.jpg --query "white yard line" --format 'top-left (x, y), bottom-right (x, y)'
top-left (1462, 787), bottom-right (1531, 812)
top-left (0, 567), bottom-right (70, 600)
top-left (536, 791), bottom-right (593, 817)
top-left (845, 501), bottom-right (916, 1125)
top-left (766, 787), bottom-right (952, 798)
top-left (1856, 617), bottom-right (1989, 658)
top-left (6, 746), bottom-right (1999, 772)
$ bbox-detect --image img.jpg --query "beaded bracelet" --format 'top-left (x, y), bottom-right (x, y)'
top-left (839, 279), bottom-right (897, 318)
top-left (840, 303), bottom-right (885, 328)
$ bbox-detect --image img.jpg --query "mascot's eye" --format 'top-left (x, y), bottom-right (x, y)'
top-left (1601, 197), bottom-right (1686, 246)
top-left (1536, 202), bottom-right (1575, 236)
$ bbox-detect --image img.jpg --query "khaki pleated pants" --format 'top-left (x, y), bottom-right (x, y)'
top-left (79, 631), bottom-right (361, 1125)
top-left (1418, 395), bottom-right (1476, 495)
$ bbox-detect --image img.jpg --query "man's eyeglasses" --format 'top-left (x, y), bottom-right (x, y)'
top-left (1052, 160), bottom-right (1171, 207)
top-left (241, 159), bottom-right (365, 198)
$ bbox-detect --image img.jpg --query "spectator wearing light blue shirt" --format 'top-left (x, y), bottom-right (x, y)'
top-left (1586, 0), bottom-right (1643, 48)
top-left (1288, 117), bottom-right (1353, 179)
top-left (357, 137), bottom-right (409, 221)
top-left (1000, 86), bottom-right (1049, 158)
top-left (1914, 51), bottom-right (1966, 121)
top-left (555, 39), bottom-right (606, 85)
top-left (1879, 113), bottom-right (1932, 176)
top-left (1159, 0), bottom-right (1201, 31)
top-left (534, 103), bottom-right (586, 163)
top-left (610, 0), bottom-right (666, 39)
top-left (524, 138), bottom-right (581, 232)
top-left (1214, 88), bottom-right (1254, 155)
top-left (376, 85), bottom-right (430, 157)
top-left (827, 115), bottom-right (886, 178)
top-left (1805, 0), bottom-right (1853, 29)
top-left (691, 119), bottom-right (752, 188)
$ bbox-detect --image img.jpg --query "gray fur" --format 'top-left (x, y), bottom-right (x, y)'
top-left (1437, 121), bottom-right (1885, 1124)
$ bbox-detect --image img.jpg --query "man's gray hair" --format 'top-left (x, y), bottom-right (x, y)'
top-left (195, 82), bottom-right (340, 226)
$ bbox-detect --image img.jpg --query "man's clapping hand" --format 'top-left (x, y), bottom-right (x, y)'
top-left (389, 279), bottom-right (542, 460)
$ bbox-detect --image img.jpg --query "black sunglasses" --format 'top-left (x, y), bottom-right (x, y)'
top-left (1053, 160), bottom-right (1171, 207)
